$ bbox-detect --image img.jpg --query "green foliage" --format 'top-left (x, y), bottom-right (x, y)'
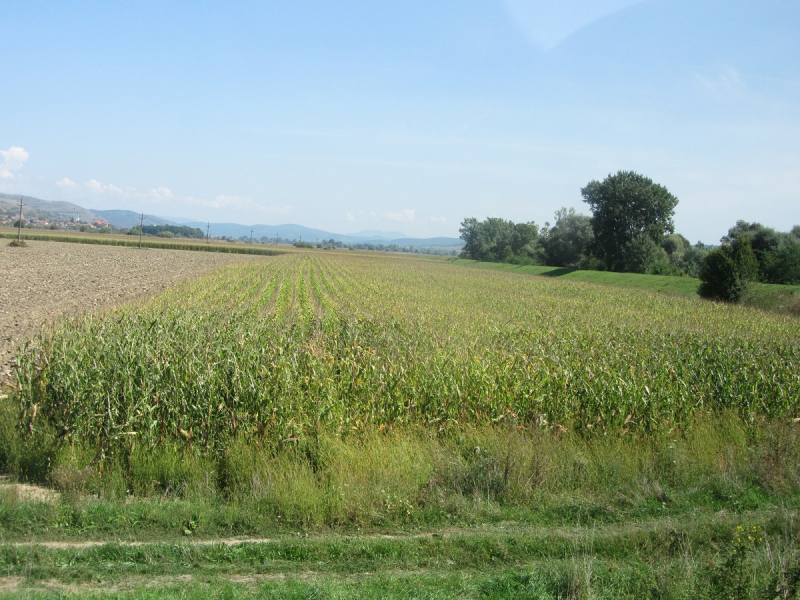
top-left (723, 220), bottom-right (800, 284)
top-left (542, 207), bottom-right (594, 268)
top-left (582, 170), bottom-right (679, 272)
top-left (140, 224), bottom-right (205, 238)
top-left (620, 232), bottom-right (670, 274)
top-left (459, 217), bottom-right (542, 264)
top-left (765, 242), bottom-right (800, 285)
top-left (662, 236), bottom-right (709, 278)
top-left (699, 237), bottom-right (759, 302)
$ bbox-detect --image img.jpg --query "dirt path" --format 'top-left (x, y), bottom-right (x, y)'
top-left (0, 241), bottom-right (263, 381)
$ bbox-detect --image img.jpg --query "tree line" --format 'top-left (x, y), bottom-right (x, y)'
top-left (129, 224), bottom-right (206, 239)
top-left (460, 171), bottom-right (800, 301)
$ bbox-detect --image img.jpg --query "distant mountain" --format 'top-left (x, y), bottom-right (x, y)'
top-left (0, 194), bottom-right (98, 222)
top-left (0, 193), bottom-right (457, 248)
top-left (388, 237), bottom-right (463, 247)
top-left (183, 221), bottom-right (457, 246)
top-left (346, 229), bottom-right (408, 240)
top-left (91, 209), bottom-right (176, 228)
top-left (182, 221), bottom-right (351, 243)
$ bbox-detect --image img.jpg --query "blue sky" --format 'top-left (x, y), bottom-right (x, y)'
top-left (1, 0), bottom-right (798, 242)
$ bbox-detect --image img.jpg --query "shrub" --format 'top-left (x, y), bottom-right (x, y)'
top-left (699, 237), bottom-right (758, 302)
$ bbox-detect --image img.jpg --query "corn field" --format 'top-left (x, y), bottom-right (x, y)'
top-left (14, 251), bottom-right (800, 458)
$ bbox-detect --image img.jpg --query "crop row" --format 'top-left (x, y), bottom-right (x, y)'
top-left (12, 252), bottom-right (800, 460)
top-left (0, 231), bottom-right (283, 255)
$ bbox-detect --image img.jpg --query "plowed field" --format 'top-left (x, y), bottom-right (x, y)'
top-left (0, 240), bottom-right (262, 380)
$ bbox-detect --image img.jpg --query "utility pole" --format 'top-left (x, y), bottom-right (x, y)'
top-left (17, 196), bottom-right (24, 242)
top-left (250, 228), bottom-right (254, 244)
top-left (276, 231), bottom-right (279, 246)
top-left (206, 222), bottom-right (210, 244)
top-left (138, 214), bottom-right (145, 249)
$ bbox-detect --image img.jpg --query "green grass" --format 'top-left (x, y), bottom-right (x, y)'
top-left (451, 258), bottom-right (800, 315)
top-left (451, 258), bottom-right (703, 297)
top-left (1, 507), bottom-right (799, 597)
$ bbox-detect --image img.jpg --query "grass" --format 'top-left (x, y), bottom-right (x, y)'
top-left (1, 507), bottom-right (799, 597)
top-left (450, 258), bottom-right (703, 297)
top-left (451, 257), bottom-right (800, 315)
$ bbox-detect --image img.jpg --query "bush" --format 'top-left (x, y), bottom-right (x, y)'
top-left (699, 237), bottom-right (758, 302)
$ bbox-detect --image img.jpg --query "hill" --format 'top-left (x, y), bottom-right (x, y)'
top-left (0, 193), bottom-right (98, 222)
top-left (0, 193), bottom-right (459, 247)
top-left (90, 209), bottom-right (176, 228)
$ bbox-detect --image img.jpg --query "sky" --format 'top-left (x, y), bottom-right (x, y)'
top-left (1, 0), bottom-right (798, 242)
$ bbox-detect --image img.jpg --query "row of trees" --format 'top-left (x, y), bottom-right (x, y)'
top-left (460, 171), bottom-right (708, 277)
top-left (460, 170), bottom-right (800, 301)
top-left (129, 224), bottom-right (206, 239)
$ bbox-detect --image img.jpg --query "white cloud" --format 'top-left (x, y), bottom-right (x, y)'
top-left (149, 186), bottom-right (174, 199)
top-left (346, 211), bottom-right (356, 222)
top-left (0, 146), bottom-right (29, 179)
top-left (503, 0), bottom-right (644, 50)
top-left (182, 194), bottom-right (291, 216)
top-left (387, 209), bottom-right (415, 222)
top-left (430, 216), bottom-right (448, 224)
top-left (56, 177), bottom-right (79, 190)
top-left (204, 194), bottom-right (256, 210)
top-left (85, 179), bottom-right (124, 194)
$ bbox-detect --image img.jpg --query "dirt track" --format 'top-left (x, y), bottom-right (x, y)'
top-left (0, 240), bottom-right (262, 381)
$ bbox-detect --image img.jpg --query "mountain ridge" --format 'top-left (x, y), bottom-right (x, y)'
top-left (0, 195), bottom-right (463, 247)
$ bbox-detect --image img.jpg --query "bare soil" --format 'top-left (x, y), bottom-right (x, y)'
top-left (0, 240), bottom-right (262, 381)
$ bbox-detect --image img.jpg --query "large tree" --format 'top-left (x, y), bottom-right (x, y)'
top-left (581, 171), bottom-right (679, 272)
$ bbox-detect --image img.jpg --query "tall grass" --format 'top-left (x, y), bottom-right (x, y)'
top-left (3, 252), bottom-right (799, 500)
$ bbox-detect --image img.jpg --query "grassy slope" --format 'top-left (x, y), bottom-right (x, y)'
top-left (451, 257), bottom-right (800, 314)
top-left (451, 259), bottom-right (702, 297)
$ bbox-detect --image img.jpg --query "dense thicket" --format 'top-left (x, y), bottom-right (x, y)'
top-left (458, 217), bottom-right (542, 264)
top-left (721, 221), bottom-right (800, 285)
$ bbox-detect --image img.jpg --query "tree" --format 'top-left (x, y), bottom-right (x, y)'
top-left (581, 171), bottom-right (679, 273)
top-left (722, 220), bottom-right (800, 284)
top-left (698, 236), bottom-right (758, 302)
top-left (459, 217), bottom-right (542, 264)
top-left (542, 207), bottom-right (594, 268)
top-left (722, 221), bottom-right (781, 277)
